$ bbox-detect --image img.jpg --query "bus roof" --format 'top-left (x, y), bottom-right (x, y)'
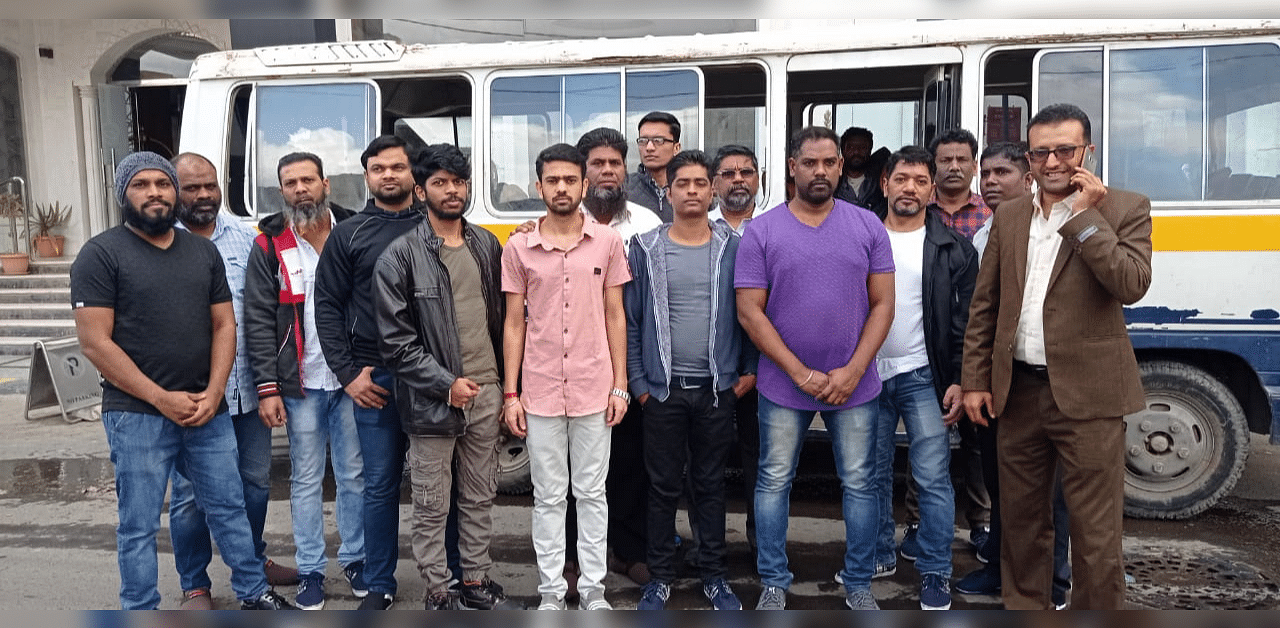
top-left (189, 19), bottom-right (1279, 80)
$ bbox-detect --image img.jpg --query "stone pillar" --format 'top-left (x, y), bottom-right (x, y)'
top-left (76, 84), bottom-right (108, 238)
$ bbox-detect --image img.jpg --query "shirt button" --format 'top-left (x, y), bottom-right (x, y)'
top-left (564, 329), bottom-right (569, 333)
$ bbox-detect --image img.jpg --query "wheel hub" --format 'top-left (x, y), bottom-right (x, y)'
top-left (1125, 403), bottom-right (1209, 483)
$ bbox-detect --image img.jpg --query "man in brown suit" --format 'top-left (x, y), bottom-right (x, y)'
top-left (961, 103), bottom-right (1152, 610)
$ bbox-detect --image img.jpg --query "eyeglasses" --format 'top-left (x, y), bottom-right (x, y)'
top-left (717, 168), bottom-right (757, 179)
top-left (1026, 145), bottom-right (1086, 163)
top-left (636, 137), bottom-right (674, 147)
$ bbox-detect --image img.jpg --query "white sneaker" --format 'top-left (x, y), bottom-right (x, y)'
top-left (579, 591), bottom-right (612, 610)
top-left (537, 594), bottom-right (567, 610)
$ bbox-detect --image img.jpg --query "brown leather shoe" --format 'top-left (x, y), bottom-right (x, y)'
top-left (264, 559), bottom-right (300, 586)
top-left (180, 588), bottom-right (213, 610)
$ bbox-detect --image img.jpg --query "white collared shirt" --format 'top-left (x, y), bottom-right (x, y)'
top-left (1013, 190), bottom-right (1079, 366)
top-left (290, 212), bottom-right (343, 391)
top-left (707, 206), bottom-right (754, 236)
top-left (583, 201), bottom-right (661, 253)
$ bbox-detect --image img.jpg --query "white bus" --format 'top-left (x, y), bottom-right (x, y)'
top-left (179, 18), bottom-right (1280, 519)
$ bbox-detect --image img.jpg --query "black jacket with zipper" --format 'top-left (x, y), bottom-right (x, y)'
top-left (372, 218), bottom-right (505, 437)
top-left (919, 209), bottom-right (979, 403)
top-left (244, 204), bottom-right (356, 399)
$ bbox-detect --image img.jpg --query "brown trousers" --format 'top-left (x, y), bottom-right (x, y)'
top-left (998, 366), bottom-right (1126, 610)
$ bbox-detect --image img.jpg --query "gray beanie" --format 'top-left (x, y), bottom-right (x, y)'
top-left (114, 151), bottom-right (179, 208)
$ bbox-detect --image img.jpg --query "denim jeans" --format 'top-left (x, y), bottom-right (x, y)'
top-left (351, 367), bottom-right (407, 596)
top-left (874, 366), bottom-right (954, 578)
top-left (104, 410), bottom-right (267, 609)
top-left (642, 386), bottom-right (735, 584)
top-left (168, 409), bottom-right (271, 593)
top-left (285, 388), bottom-right (366, 575)
top-left (755, 393), bottom-right (878, 592)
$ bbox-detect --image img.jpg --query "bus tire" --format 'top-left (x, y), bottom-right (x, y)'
top-left (495, 433), bottom-right (533, 495)
top-left (1122, 360), bottom-right (1249, 520)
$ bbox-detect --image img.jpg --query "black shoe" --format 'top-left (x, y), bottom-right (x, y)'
top-left (459, 577), bottom-right (523, 610)
top-left (241, 589), bottom-right (297, 610)
top-left (357, 592), bottom-right (394, 610)
top-left (425, 591), bottom-right (458, 610)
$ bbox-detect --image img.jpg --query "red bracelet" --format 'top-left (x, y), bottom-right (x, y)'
top-left (504, 392), bottom-right (519, 399)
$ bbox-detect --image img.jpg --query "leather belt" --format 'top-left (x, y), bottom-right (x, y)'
top-left (1013, 360), bottom-right (1049, 379)
top-left (673, 376), bottom-right (714, 389)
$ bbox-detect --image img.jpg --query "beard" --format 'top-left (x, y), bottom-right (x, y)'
top-left (123, 200), bottom-right (176, 236)
top-left (285, 194), bottom-right (326, 230)
top-left (176, 200), bottom-right (218, 229)
top-left (425, 194), bottom-right (468, 221)
top-left (582, 184), bottom-right (626, 221)
top-left (795, 177), bottom-right (835, 205)
top-left (719, 186), bottom-right (754, 213)
top-left (372, 184), bottom-right (412, 207)
top-left (890, 198), bottom-right (924, 217)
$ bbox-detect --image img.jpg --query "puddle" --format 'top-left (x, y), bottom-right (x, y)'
top-left (0, 457), bottom-right (116, 499)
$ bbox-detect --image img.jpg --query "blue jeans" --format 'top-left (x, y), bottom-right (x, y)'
top-left (874, 366), bottom-right (954, 578)
top-left (169, 409), bottom-right (272, 593)
top-left (352, 367), bottom-right (407, 596)
top-left (285, 389), bottom-right (366, 575)
top-left (104, 410), bottom-right (267, 609)
top-left (755, 393), bottom-right (878, 592)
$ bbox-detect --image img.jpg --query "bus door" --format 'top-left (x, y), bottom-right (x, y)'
top-left (787, 46), bottom-right (962, 162)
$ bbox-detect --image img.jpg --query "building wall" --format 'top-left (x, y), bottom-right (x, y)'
top-left (0, 19), bottom-right (231, 256)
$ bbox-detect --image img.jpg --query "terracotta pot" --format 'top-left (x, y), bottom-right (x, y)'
top-left (0, 252), bottom-right (29, 275)
top-left (33, 235), bottom-right (65, 258)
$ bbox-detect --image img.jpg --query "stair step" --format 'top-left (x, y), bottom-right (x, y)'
top-left (0, 287), bottom-right (71, 304)
top-left (29, 259), bottom-right (73, 275)
top-left (0, 273), bottom-right (70, 290)
top-left (0, 336), bottom-right (64, 356)
top-left (0, 302), bottom-right (73, 320)
top-left (0, 319), bottom-right (78, 338)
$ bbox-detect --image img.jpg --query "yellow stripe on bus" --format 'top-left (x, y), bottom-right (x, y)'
top-left (480, 215), bottom-right (1280, 252)
top-left (1152, 214), bottom-right (1280, 252)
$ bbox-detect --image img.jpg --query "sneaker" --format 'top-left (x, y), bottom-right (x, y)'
top-left (263, 559), bottom-right (300, 586)
top-left (845, 588), bottom-right (879, 610)
top-left (702, 578), bottom-right (742, 610)
top-left (898, 525), bottom-right (921, 562)
top-left (342, 561), bottom-right (368, 598)
top-left (578, 590), bottom-right (612, 610)
top-left (755, 585), bottom-right (786, 610)
top-left (425, 591), bottom-right (457, 610)
top-left (537, 594), bottom-right (567, 610)
top-left (1055, 601), bottom-right (1069, 610)
top-left (460, 577), bottom-right (517, 610)
top-left (969, 526), bottom-right (991, 552)
top-left (180, 588), bottom-right (212, 610)
top-left (357, 592), bottom-right (394, 610)
top-left (241, 589), bottom-right (297, 610)
top-left (954, 563), bottom-right (1001, 595)
top-left (920, 573), bottom-right (952, 610)
top-left (637, 581), bottom-right (670, 610)
top-left (833, 562), bottom-right (896, 585)
top-left (294, 572), bottom-right (325, 611)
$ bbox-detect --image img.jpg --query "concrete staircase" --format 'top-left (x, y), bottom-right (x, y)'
top-left (0, 259), bottom-right (74, 356)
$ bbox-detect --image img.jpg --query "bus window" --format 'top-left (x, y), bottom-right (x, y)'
top-left (703, 63), bottom-right (767, 197)
top-left (378, 75), bottom-right (473, 154)
top-left (227, 84), bottom-right (251, 217)
top-left (625, 69), bottom-right (702, 167)
top-left (1035, 49), bottom-right (1103, 176)
top-left (252, 82), bottom-right (378, 217)
top-left (1104, 43), bottom-right (1280, 202)
top-left (982, 48), bottom-right (1035, 144)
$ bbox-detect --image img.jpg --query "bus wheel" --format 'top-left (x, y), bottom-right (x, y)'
top-left (1123, 360), bottom-right (1249, 519)
top-left (495, 433), bottom-right (533, 495)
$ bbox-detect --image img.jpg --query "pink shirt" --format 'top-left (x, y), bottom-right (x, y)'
top-left (501, 217), bottom-right (631, 417)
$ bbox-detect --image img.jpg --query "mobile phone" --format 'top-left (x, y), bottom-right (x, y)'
top-left (1081, 147), bottom-right (1097, 174)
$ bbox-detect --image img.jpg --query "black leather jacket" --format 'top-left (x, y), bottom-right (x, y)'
top-left (373, 218), bottom-right (505, 437)
top-left (919, 210), bottom-right (979, 403)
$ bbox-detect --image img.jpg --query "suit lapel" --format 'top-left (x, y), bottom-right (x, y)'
top-left (1010, 197), bottom-right (1033, 297)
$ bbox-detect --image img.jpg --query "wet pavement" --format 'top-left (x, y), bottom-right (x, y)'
top-left (2, 369), bottom-right (1280, 610)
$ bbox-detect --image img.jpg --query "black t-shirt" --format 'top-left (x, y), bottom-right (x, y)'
top-left (70, 226), bottom-right (232, 416)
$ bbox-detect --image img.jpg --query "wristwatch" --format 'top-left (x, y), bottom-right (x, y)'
top-left (610, 387), bottom-right (631, 402)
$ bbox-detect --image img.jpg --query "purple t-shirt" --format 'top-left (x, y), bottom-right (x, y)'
top-left (735, 200), bottom-right (895, 411)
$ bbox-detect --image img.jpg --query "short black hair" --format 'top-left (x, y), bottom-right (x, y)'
top-left (883, 145), bottom-right (936, 179)
top-left (712, 145), bottom-right (758, 173)
top-left (535, 143), bottom-right (586, 179)
top-left (980, 141), bottom-right (1030, 173)
top-left (276, 152), bottom-right (325, 183)
top-left (928, 128), bottom-right (979, 161)
top-left (638, 111), bottom-right (681, 142)
top-left (666, 149), bottom-right (713, 184)
top-left (576, 127), bottom-right (628, 160)
top-left (1028, 103), bottom-right (1092, 143)
top-left (412, 143), bottom-right (470, 186)
top-left (360, 135), bottom-right (410, 170)
top-left (840, 127), bottom-right (874, 147)
top-left (788, 126), bottom-right (840, 158)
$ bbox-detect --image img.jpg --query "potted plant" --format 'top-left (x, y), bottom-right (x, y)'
top-left (31, 201), bottom-right (71, 258)
top-left (0, 192), bottom-right (28, 274)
